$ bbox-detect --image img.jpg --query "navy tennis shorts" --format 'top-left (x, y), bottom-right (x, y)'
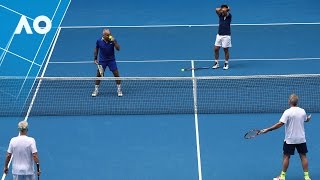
top-left (283, 141), bottom-right (308, 155)
top-left (99, 60), bottom-right (118, 72)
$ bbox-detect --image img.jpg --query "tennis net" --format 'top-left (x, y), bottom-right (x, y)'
top-left (1, 74), bottom-right (319, 116)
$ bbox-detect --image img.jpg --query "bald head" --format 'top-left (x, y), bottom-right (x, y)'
top-left (103, 29), bottom-right (110, 35)
top-left (289, 94), bottom-right (299, 106)
top-left (102, 28), bottom-right (111, 40)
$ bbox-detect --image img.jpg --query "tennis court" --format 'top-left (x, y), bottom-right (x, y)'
top-left (1, 0), bottom-right (320, 180)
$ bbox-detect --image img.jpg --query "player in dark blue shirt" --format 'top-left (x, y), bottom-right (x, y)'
top-left (212, 4), bottom-right (232, 70)
top-left (92, 29), bottom-right (122, 97)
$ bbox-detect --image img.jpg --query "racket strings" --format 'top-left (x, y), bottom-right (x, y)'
top-left (244, 130), bottom-right (260, 139)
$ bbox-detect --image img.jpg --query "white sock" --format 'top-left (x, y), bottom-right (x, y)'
top-left (117, 84), bottom-right (121, 90)
top-left (95, 85), bottom-right (99, 90)
top-left (225, 61), bottom-right (228, 64)
top-left (215, 60), bottom-right (219, 63)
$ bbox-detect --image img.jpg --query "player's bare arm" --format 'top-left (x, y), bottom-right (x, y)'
top-left (215, 7), bottom-right (222, 15)
top-left (33, 152), bottom-right (41, 176)
top-left (94, 47), bottom-right (99, 64)
top-left (3, 153), bottom-right (12, 174)
top-left (114, 40), bottom-right (120, 51)
top-left (261, 122), bottom-right (284, 133)
top-left (219, 5), bottom-right (230, 17)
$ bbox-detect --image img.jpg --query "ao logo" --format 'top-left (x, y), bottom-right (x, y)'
top-left (14, 15), bottom-right (52, 35)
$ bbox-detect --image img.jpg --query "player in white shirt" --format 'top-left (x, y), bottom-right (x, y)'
top-left (260, 94), bottom-right (312, 180)
top-left (3, 121), bottom-right (41, 180)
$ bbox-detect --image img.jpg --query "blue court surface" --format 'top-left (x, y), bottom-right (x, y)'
top-left (1, 0), bottom-right (320, 180)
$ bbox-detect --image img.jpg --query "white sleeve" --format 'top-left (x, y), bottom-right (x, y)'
top-left (31, 138), bottom-right (38, 154)
top-left (279, 111), bottom-right (288, 124)
top-left (7, 139), bottom-right (13, 154)
top-left (303, 110), bottom-right (308, 121)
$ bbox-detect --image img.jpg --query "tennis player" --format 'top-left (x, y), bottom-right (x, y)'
top-left (92, 28), bottom-right (122, 97)
top-left (3, 121), bottom-right (41, 180)
top-left (212, 4), bottom-right (232, 70)
top-left (260, 94), bottom-right (312, 180)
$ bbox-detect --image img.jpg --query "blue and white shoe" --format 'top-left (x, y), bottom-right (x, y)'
top-left (223, 63), bottom-right (229, 70)
top-left (92, 89), bottom-right (99, 97)
top-left (212, 62), bottom-right (219, 69)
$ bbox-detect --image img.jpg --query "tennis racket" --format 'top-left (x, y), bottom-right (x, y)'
top-left (244, 129), bottom-right (262, 139)
top-left (181, 67), bottom-right (210, 71)
top-left (36, 163), bottom-right (40, 180)
top-left (97, 64), bottom-right (104, 77)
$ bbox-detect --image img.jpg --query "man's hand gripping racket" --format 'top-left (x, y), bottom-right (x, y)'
top-left (94, 59), bottom-right (104, 77)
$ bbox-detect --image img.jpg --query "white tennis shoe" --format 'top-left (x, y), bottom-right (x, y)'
top-left (305, 176), bottom-right (311, 180)
top-left (273, 176), bottom-right (285, 180)
top-left (223, 63), bottom-right (229, 70)
top-left (117, 89), bottom-right (123, 97)
top-left (212, 62), bottom-right (219, 69)
top-left (92, 89), bottom-right (99, 97)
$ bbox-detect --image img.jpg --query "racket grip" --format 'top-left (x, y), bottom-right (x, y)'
top-left (97, 65), bottom-right (104, 77)
top-left (36, 163), bottom-right (40, 178)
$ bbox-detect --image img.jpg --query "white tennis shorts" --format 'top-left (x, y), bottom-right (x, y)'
top-left (214, 34), bottom-right (232, 48)
top-left (13, 174), bottom-right (35, 180)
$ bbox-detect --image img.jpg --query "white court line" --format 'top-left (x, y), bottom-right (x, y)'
top-left (23, 28), bottom-right (61, 121)
top-left (0, 32), bottom-right (16, 67)
top-left (21, 0), bottom-right (71, 108)
top-left (21, 27), bottom-right (62, 115)
top-left (0, 47), bottom-right (41, 66)
top-left (48, 57), bottom-right (320, 64)
top-left (60, 22), bottom-right (320, 29)
top-left (0, 4), bottom-right (34, 20)
top-left (51, 0), bottom-right (62, 22)
top-left (191, 60), bottom-right (203, 180)
top-left (1, 0), bottom-right (69, 179)
top-left (17, 31), bottom-right (49, 97)
top-left (0, 89), bottom-right (17, 98)
top-left (17, 0), bottom-right (62, 98)
top-left (0, 33), bottom-right (15, 67)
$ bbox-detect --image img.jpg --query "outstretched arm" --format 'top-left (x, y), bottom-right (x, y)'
top-left (261, 121), bottom-right (284, 134)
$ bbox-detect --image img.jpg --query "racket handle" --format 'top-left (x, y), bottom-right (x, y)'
top-left (306, 114), bottom-right (312, 122)
top-left (36, 163), bottom-right (40, 179)
top-left (97, 65), bottom-right (104, 77)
